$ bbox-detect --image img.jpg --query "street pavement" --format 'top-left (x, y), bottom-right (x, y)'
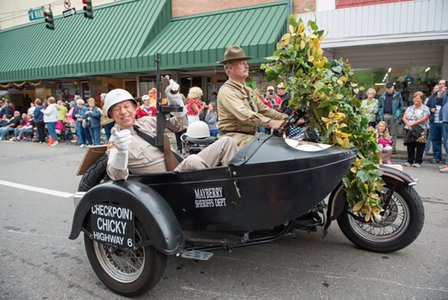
top-left (0, 140), bottom-right (447, 300)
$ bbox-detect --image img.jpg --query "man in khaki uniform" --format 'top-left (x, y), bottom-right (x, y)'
top-left (217, 45), bottom-right (287, 147)
top-left (104, 88), bottom-right (238, 181)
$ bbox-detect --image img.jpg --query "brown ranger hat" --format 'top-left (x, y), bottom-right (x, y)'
top-left (218, 45), bottom-right (253, 64)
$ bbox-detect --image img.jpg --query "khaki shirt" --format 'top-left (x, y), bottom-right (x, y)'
top-left (100, 109), bottom-right (114, 126)
top-left (107, 115), bottom-right (187, 180)
top-left (217, 79), bottom-right (287, 147)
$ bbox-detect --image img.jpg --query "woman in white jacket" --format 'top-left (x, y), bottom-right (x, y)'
top-left (42, 97), bottom-right (59, 146)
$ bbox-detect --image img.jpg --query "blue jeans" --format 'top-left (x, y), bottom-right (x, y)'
top-left (424, 128), bottom-right (431, 154)
top-left (429, 122), bottom-right (443, 160)
top-left (89, 126), bottom-right (101, 145)
top-left (0, 127), bottom-right (14, 140)
top-left (76, 121), bottom-right (86, 145)
top-left (46, 122), bottom-right (58, 142)
top-left (103, 122), bottom-right (115, 143)
top-left (443, 123), bottom-right (448, 164)
top-left (18, 128), bottom-right (33, 139)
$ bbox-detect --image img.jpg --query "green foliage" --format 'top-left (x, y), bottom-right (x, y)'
top-left (261, 16), bottom-right (384, 221)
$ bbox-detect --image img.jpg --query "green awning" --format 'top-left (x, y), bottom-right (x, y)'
top-left (0, 0), bottom-right (171, 82)
top-left (0, 0), bottom-right (288, 83)
top-left (140, 1), bottom-right (288, 70)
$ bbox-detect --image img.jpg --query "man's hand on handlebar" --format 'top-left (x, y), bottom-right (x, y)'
top-left (268, 119), bottom-right (285, 130)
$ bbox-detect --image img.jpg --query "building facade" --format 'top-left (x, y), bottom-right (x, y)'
top-left (1, 0), bottom-right (447, 110)
top-left (300, 0), bottom-right (448, 103)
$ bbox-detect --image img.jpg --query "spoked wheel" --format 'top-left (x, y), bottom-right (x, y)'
top-left (84, 220), bottom-right (167, 297)
top-left (337, 185), bottom-right (424, 253)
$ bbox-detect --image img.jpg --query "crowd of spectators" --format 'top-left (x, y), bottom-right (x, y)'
top-left (1, 79), bottom-right (447, 173)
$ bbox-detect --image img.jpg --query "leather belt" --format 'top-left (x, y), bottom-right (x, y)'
top-left (220, 130), bottom-right (255, 135)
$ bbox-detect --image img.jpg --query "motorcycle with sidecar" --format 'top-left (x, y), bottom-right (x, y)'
top-left (68, 104), bottom-right (424, 297)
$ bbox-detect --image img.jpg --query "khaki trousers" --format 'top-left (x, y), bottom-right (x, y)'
top-left (175, 136), bottom-right (238, 172)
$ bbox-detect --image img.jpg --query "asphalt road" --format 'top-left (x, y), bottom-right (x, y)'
top-left (0, 141), bottom-right (447, 300)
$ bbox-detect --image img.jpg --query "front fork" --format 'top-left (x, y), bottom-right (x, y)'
top-left (325, 181), bottom-right (399, 229)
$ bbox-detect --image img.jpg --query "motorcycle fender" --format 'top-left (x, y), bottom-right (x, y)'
top-left (327, 166), bottom-right (417, 224)
top-left (68, 180), bottom-right (184, 255)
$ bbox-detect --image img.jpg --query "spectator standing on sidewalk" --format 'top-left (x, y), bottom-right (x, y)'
top-left (186, 87), bottom-right (204, 124)
top-left (33, 98), bottom-right (46, 143)
top-left (204, 102), bottom-right (218, 137)
top-left (361, 88), bottom-right (379, 128)
top-left (100, 93), bottom-right (114, 143)
top-left (73, 98), bottom-right (88, 148)
top-left (402, 91), bottom-right (430, 168)
top-left (423, 85), bottom-right (440, 156)
top-left (83, 97), bottom-right (102, 145)
top-left (42, 97), bottom-right (59, 146)
top-left (378, 82), bottom-right (404, 153)
top-left (426, 79), bottom-right (446, 164)
top-left (440, 82), bottom-right (448, 173)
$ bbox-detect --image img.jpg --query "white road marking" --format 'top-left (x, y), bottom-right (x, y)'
top-left (0, 179), bottom-right (73, 198)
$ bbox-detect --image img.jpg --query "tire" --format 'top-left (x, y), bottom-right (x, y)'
top-left (84, 219), bottom-right (167, 297)
top-left (78, 154), bottom-right (108, 192)
top-left (337, 185), bottom-right (424, 253)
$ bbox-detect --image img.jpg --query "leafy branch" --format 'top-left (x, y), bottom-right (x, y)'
top-left (261, 16), bottom-right (384, 221)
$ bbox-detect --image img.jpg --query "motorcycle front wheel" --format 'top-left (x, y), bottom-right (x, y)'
top-left (84, 220), bottom-right (167, 297)
top-left (337, 185), bottom-right (424, 253)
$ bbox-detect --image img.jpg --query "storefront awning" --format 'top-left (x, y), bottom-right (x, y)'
top-left (0, 0), bottom-right (288, 83)
top-left (139, 1), bottom-right (288, 70)
top-left (0, 0), bottom-right (171, 83)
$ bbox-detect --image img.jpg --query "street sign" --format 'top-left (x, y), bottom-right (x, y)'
top-left (28, 6), bottom-right (45, 21)
top-left (62, 8), bottom-right (77, 18)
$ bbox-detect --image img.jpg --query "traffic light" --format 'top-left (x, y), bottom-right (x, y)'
top-left (83, 0), bottom-right (93, 19)
top-left (44, 9), bottom-right (54, 30)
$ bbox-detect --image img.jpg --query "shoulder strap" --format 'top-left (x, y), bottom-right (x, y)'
top-left (133, 125), bottom-right (179, 171)
top-left (133, 125), bottom-right (157, 147)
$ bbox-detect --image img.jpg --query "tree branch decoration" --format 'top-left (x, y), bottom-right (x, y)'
top-left (261, 16), bottom-right (384, 221)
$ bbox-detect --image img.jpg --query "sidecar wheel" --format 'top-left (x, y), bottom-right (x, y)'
top-left (78, 154), bottom-right (108, 192)
top-left (337, 185), bottom-right (424, 253)
top-left (84, 220), bottom-right (167, 297)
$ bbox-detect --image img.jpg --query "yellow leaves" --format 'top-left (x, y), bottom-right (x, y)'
top-left (277, 33), bottom-right (291, 48)
top-left (289, 24), bottom-right (295, 34)
top-left (372, 206), bottom-right (383, 222)
top-left (300, 40), bottom-right (306, 50)
top-left (334, 129), bottom-right (351, 139)
top-left (337, 76), bottom-right (347, 87)
top-left (313, 57), bottom-right (326, 68)
top-left (297, 20), bottom-right (305, 35)
top-left (310, 37), bottom-right (320, 50)
top-left (323, 111), bottom-right (351, 148)
top-left (352, 183), bottom-right (384, 222)
top-left (353, 200), bottom-right (364, 212)
top-left (329, 111), bottom-right (346, 121)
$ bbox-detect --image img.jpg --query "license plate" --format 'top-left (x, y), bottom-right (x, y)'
top-left (90, 203), bottom-right (135, 249)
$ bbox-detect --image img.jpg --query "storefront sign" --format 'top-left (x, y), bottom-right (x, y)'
top-left (28, 7), bottom-right (45, 21)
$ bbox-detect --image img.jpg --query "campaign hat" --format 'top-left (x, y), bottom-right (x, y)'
top-left (218, 45), bottom-right (253, 64)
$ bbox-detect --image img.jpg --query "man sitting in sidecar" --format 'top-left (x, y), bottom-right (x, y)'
top-left (104, 86), bottom-right (238, 181)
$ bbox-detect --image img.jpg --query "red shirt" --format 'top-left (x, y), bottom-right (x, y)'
top-left (136, 108), bottom-right (149, 119)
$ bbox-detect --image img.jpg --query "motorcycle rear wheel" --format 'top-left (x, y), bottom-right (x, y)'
top-left (337, 185), bottom-right (424, 253)
top-left (84, 220), bottom-right (167, 297)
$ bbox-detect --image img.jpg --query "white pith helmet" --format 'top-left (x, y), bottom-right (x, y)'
top-left (104, 88), bottom-right (136, 117)
top-left (186, 121), bottom-right (210, 138)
